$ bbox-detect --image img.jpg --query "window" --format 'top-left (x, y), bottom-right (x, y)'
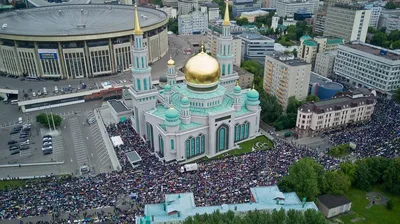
top-left (185, 134), bottom-right (205, 158)
top-left (144, 78), bottom-right (147, 90)
top-left (137, 79), bottom-right (141, 90)
top-left (158, 135), bottom-right (164, 157)
top-left (171, 139), bottom-right (174, 151)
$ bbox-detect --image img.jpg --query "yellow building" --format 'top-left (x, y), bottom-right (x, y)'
top-left (264, 52), bottom-right (311, 109)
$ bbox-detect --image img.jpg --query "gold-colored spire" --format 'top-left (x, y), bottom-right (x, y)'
top-left (236, 80), bottom-right (239, 86)
top-left (200, 42), bottom-right (205, 53)
top-left (134, 4), bottom-right (143, 35)
top-left (223, 0), bottom-right (230, 26)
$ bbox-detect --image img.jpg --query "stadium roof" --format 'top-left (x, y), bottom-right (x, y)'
top-left (0, 4), bottom-right (167, 37)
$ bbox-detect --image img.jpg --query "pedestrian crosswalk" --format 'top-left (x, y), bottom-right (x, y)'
top-left (52, 135), bottom-right (64, 162)
top-left (86, 111), bottom-right (111, 174)
top-left (68, 117), bottom-right (89, 168)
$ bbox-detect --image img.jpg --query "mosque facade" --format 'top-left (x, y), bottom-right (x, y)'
top-left (126, 2), bottom-right (261, 162)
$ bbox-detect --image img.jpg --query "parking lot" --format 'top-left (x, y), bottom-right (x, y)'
top-left (0, 101), bottom-right (114, 178)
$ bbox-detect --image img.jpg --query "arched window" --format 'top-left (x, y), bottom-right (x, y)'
top-left (227, 64), bottom-right (231, 75)
top-left (158, 135), bottom-right (164, 157)
top-left (146, 123), bottom-right (154, 149)
top-left (200, 134), bottom-right (205, 153)
top-left (137, 79), bottom-right (141, 91)
top-left (195, 136), bottom-right (200, 154)
top-left (171, 139), bottom-right (174, 151)
top-left (141, 57), bottom-right (145, 68)
top-left (185, 134), bottom-right (205, 159)
top-left (191, 137), bottom-right (195, 156)
top-left (216, 124), bottom-right (229, 152)
top-left (223, 45), bottom-right (226, 55)
top-left (222, 64), bottom-right (225, 76)
top-left (186, 138), bottom-right (190, 158)
top-left (234, 123), bottom-right (240, 142)
top-left (245, 122), bottom-right (250, 138)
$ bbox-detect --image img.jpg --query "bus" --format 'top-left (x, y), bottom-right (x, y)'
top-left (11, 99), bottom-right (18, 105)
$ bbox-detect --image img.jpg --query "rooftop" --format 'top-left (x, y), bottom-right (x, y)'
top-left (137, 186), bottom-right (318, 224)
top-left (126, 151), bottom-right (142, 164)
top-left (342, 42), bottom-right (400, 61)
top-left (0, 4), bottom-right (167, 37)
top-left (267, 52), bottom-right (309, 66)
top-left (27, 0), bottom-right (90, 7)
top-left (237, 32), bottom-right (274, 41)
top-left (317, 194), bottom-right (351, 209)
top-left (108, 100), bottom-right (129, 113)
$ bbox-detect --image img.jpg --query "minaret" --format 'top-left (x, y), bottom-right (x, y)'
top-left (129, 4), bottom-right (158, 138)
top-left (164, 84), bottom-right (172, 108)
top-left (180, 96), bottom-right (191, 124)
top-left (246, 86), bottom-right (260, 112)
top-left (217, 0), bottom-right (239, 92)
top-left (166, 56), bottom-right (177, 85)
top-left (233, 81), bottom-right (242, 112)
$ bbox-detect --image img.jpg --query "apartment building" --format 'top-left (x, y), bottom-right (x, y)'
top-left (264, 52), bottom-right (311, 109)
top-left (178, 10), bottom-right (208, 35)
top-left (313, 11), bottom-right (326, 34)
top-left (237, 32), bottom-right (275, 60)
top-left (200, 2), bottom-right (220, 21)
top-left (178, 0), bottom-right (198, 15)
top-left (378, 9), bottom-right (400, 34)
top-left (275, 0), bottom-right (319, 17)
top-left (364, 4), bottom-right (381, 28)
top-left (298, 35), bottom-right (343, 68)
top-left (235, 65), bottom-right (254, 88)
top-left (207, 23), bottom-right (242, 66)
top-left (232, 0), bottom-right (262, 17)
top-left (157, 6), bottom-right (177, 18)
top-left (314, 50), bottom-right (337, 77)
top-left (334, 42), bottom-right (400, 97)
top-left (296, 88), bottom-right (376, 132)
top-left (324, 4), bottom-right (371, 42)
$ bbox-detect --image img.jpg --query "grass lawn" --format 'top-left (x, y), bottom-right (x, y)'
top-left (337, 186), bottom-right (400, 224)
top-left (0, 179), bottom-right (25, 191)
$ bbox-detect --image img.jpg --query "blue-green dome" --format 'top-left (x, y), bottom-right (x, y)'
top-left (234, 84), bottom-right (241, 93)
top-left (164, 84), bottom-right (171, 91)
top-left (181, 96), bottom-right (190, 105)
top-left (165, 107), bottom-right (179, 119)
top-left (247, 89), bottom-right (259, 99)
top-left (300, 35), bottom-right (311, 40)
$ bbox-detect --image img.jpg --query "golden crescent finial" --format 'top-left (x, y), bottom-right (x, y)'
top-left (236, 80), bottom-right (239, 86)
top-left (201, 42), bottom-right (204, 53)
top-left (133, 3), bottom-right (143, 35)
top-left (223, 0), bottom-right (231, 26)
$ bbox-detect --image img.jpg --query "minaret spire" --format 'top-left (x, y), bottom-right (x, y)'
top-left (134, 4), bottom-right (143, 35)
top-left (223, 0), bottom-right (230, 26)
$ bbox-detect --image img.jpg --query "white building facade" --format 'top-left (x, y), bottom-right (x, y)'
top-left (296, 89), bottom-right (376, 132)
top-left (129, 3), bottom-right (261, 162)
top-left (314, 50), bottom-right (336, 77)
top-left (275, 0), bottom-right (319, 17)
top-left (178, 10), bottom-right (208, 35)
top-left (334, 42), bottom-right (400, 97)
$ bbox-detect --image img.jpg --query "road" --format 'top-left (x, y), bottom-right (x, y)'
top-left (0, 34), bottom-right (192, 93)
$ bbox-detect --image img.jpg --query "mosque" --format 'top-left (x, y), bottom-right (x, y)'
top-left (125, 2), bottom-right (261, 162)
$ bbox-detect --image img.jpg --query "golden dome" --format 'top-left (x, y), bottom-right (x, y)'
top-left (184, 48), bottom-right (220, 85)
top-left (167, 56), bottom-right (175, 66)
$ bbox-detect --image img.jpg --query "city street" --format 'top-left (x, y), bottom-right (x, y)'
top-left (0, 34), bottom-right (192, 93)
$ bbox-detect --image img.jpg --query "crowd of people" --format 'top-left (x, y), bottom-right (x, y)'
top-left (323, 98), bottom-right (400, 159)
top-left (0, 99), bottom-right (397, 223)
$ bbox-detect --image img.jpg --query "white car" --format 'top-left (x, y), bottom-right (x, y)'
top-left (80, 165), bottom-right (90, 174)
top-left (43, 142), bottom-right (52, 147)
top-left (32, 92), bottom-right (36, 97)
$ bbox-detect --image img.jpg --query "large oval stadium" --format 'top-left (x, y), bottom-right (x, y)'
top-left (0, 4), bottom-right (168, 79)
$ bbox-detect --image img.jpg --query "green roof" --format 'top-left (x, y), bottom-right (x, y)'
top-left (303, 40), bottom-right (317, 47)
top-left (247, 89), bottom-right (259, 99)
top-left (327, 38), bottom-right (343, 45)
top-left (165, 107), bottom-right (179, 119)
top-left (300, 35), bottom-right (312, 40)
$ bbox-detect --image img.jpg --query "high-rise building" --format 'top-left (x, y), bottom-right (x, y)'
top-left (157, 6), bottom-right (178, 18)
top-left (178, 10), bottom-right (208, 35)
top-left (275, 0), bottom-right (319, 17)
top-left (200, 2), bottom-right (220, 21)
top-left (178, 0), bottom-right (198, 15)
top-left (324, 4), bottom-right (371, 42)
top-left (232, 0), bottom-right (262, 17)
top-left (263, 52), bottom-right (311, 109)
top-left (378, 9), bottom-right (400, 34)
top-left (364, 4), bottom-right (381, 28)
top-left (298, 35), bottom-right (343, 68)
top-left (217, 1), bottom-right (239, 92)
top-left (237, 33), bottom-right (275, 60)
top-left (334, 42), bottom-right (400, 97)
top-left (314, 50), bottom-right (337, 77)
top-left (312, 11), bottom-right (326, 34)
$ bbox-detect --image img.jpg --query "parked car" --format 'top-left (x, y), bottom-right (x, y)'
top-left (87, 117), bottom-right (96, 125)
top-left (10, 149), bottom-right (20, 155)
top-left (43, 137), bottom-right (52, 142)
top-left (43, 142), bottom-right (52, 147)
top-left (8, 140), bottom-right (18, 145)
top-left (20, 141), bottom-right (30, 146)
top-left (10, 130), bottom-right (19, 135)
top-left (43, 135), bottom-right (52, 139)
top-left (20, 146), bottom-right (30, 150)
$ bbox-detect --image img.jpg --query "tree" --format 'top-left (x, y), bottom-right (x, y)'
top-left (328, 144), bottom-right (351, 158)
top-left (168, 18), bottom-right (178, 34)
top-left (392, 40), bottom-right (400, 49)
top-left (286, 96), bottom-right (302, 114)
top-left (305, 95), bottom-right (319, 102)
top-left (394, 88), bottom-right (400, 104)
top-left (388, 30), bottom-right (400, 41)
top-left (278, 158), bottom-right (322, 201)
top-left (385, 1), bottom-right (398, 9)
top-left (371, 32), bottom-right (388, 47)
top-left (383, 158), bottom-right (400, 194)
top-left (236, 17), bottom-right (249, 26)
top-left (240, 60), bottom-right (263, 77)
top-left (304, 209), bottom-right (327, 224)
top-left (340, 162), bottom-right (358, 184)
top-left (322, 171), bottom-right (351, 195)
top-left (36, 113), bottom-right (63, 127)
top-left (354, 160), bottom-right (375, 191)
top-left (386, 199), bottom-right (394, 210)
top-left (368, 27), bottom-right (377, 34)
top-left (150, 0), bottom-right (163, 6)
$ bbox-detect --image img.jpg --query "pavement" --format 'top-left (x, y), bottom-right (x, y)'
top-left (0, 34), bottom-right (192, 99)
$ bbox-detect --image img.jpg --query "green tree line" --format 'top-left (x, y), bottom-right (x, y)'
top-left (183, 208), bottom-right (327, 224)
top-left (368, 28), bottom-right (400, 50)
